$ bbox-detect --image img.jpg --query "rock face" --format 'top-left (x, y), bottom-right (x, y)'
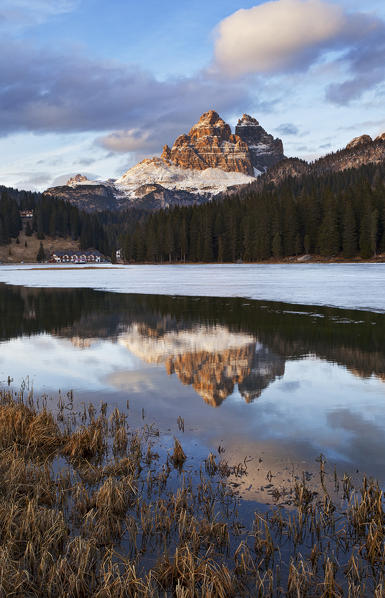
top-left (44, 182), bottom-right (120, 212)
top-left (161, 110), bottom-right (254, 175)
top-left (346, 135), bottom-right (373, 150)
top-left (66, 174), bottom-right (89, 186)
top-left (244, 132), bottom-right (385, 192)
top-left (235, 114), bottom-right (285, 173)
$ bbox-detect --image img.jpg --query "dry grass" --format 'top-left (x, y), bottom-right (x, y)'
top-left (171, 438), bottom-right (186, 469)
top-left (0, 385), bottom-right (385, 596)
top-left (0, 230), bottom-right (80, 264)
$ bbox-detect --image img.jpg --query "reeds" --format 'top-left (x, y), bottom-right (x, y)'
top-left (1, 384), bottom-right (385, 596)
top-left (171, 437), bottom-right (186, 469)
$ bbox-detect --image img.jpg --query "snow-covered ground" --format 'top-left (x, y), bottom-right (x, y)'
top-left (115, 158), bottom-right (255, 197)
top-left (0, 263), bottom-right (385, 313)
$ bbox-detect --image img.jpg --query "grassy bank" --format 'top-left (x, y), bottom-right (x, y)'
top-left (0, 385), bottom-right (384, 596)
top-left (0, 231), bottom-right (79, 264)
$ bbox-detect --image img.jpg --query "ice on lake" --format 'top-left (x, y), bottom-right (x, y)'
top-left (0, 262), bottom-right (385, 313)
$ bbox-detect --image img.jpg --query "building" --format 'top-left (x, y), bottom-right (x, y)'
top-left (50, 250), bottom-right (108, 264)
top-left (19, 210), bottom-right (33, 219)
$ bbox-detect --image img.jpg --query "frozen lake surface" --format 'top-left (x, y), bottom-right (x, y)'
top-left (0, 262), bottom-right (384, 312)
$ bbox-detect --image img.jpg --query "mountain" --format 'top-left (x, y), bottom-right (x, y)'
top-left (157, 110), bottom-right (284, 175)
top-left (44, 178), bottom-right (121, 211)
top-left (43, 111), bottom-right (284, 212)
top-left (246, 132), bottom-right (385, 190)
top-left (235, 114), bottom-right (285, 172)
top-left (43, 111), bottom-right (385, 214)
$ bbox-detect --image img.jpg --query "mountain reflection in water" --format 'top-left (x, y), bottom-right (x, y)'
top-left (3, 283), bottom-right (385, 490)
top-left (118, 324), bottom-right (285, 406)
top-left (1, 283), bottom-right (385, 404)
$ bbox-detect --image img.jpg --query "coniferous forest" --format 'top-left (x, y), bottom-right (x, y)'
top-left (2, 160), bottom-right (385, 262)
top-left (122, 162), bottom-right (385, 262)
top-left (0, 186), bottom-right (140, 258)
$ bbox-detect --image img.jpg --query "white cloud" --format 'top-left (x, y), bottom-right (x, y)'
top-left (0, 0), bottom-right (77, 30)
top-left (98, 129), bottom-right (161, 154)
top-left (213, 0), bottom-right (377, 76)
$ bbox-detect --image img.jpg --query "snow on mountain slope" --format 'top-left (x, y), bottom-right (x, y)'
top-left (115, 157), bottom-right (255, 197)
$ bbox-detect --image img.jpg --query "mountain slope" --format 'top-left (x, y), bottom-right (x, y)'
top-left (245, 134), bottom-right (385, 190)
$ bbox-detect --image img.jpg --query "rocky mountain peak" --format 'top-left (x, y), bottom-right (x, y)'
top-left (346, 135), bottom-right (373, 150)
top-left (235, 116), bottom-right (285, 173)
top-left (237, 114), bottom-right (260, 127)
top-left (375, 132), bottom-right (385, 142)
top-left (161, 111), bottom-right (253, 175)
top-left (161, 144), bottom-right (171, 161)
top-left (188, 110), bottom-right (232, 141)
top-left (66, 174), bottom-right (89, 186)
top-left (156, 110), bottom-right (285, 176)
top-left (193, 109), bottom-right (222, 125)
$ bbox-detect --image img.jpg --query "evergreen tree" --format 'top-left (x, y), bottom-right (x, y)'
top-left (36, 242), bottom-right (45, 263)
top-left (342, 202), bottom-right (357, 258)
top-left (272, 232), bottom-right (282, 259)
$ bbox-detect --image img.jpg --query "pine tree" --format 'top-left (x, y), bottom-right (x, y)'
top-left (319, 199), bottom-right (340, 256)
top-left (272, 232), bottom-right (282, 259)
top-left (36, 242), bottom-right (45, 263)
top-left (342, 202), bottom-right (357, 258)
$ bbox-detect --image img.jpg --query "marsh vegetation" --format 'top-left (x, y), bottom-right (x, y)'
top-left (0, 384), bottom-right (385, 597)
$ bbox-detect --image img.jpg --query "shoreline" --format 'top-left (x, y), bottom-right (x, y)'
top-left (2, 252), bottom-right (385, 266)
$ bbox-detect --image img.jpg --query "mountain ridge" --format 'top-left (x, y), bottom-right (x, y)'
top-left (43, 110), bottom-right (385, 212)
top-left (44, 110), bottom-right (284, 211)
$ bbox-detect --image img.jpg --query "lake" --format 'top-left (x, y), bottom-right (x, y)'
top-left (1, 263), bottom-right (385, 502)
top-left (1, 262), bottom-right (385, 311)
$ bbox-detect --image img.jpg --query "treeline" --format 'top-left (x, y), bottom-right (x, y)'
top-left (0, 192), bottom-right (22, 244)
top-left (0, 187), bottom-right (118, 256)
top-left (30, 195), bottom-right (110, 254)
top-left (123, 162), bottom-right (385, 262)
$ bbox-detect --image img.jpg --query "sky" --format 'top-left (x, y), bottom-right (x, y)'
top-left (1, 0), bottom-right (385, 191)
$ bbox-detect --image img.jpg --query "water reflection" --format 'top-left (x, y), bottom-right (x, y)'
top-left (118, 325), bottom-right (285, 406)
top-left (2, 283), bottom-right (385, 489)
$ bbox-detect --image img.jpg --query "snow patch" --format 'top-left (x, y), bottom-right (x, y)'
top-left (115, 159), bottom-right (255, 198)
top-left (67, 179), bottom-right (103, 188)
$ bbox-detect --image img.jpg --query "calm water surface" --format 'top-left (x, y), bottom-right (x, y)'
top-left (1, 283), bottom-right (385, 501)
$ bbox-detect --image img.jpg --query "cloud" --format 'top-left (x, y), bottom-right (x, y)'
top-left (275, 123), bottom-right (299, 136)
top-left (0, 0), bottom-right (77, 30)
top-left (325, 26), bottom-right (385, 104)
top-left (214, 0), bottom-right (385, 98)
top-left (0, 39), bottom-right (268, 155)
top-left (10, 171), bottom-right (53, 190)
top-left (214, 0), bottom-right (348, 75)
top-left (98, 129), bottom-right (162, 154)
top-left (77, 157), bottom-right (99, 167)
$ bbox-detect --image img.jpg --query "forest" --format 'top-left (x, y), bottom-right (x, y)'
top-left (0, 186), bottom-right (137, 258)
top-left (122, 161), bottom-right (385, 262)
top-left (2, 160), bottom-right (385, 263)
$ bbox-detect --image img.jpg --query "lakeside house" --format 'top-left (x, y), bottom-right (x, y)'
top-left (50, 250), bottom-right (108, 264)
top-left (19, 210), bottom-right (33, 219)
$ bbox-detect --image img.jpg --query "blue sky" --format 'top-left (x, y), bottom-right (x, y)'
top-left (1, 0), bottom-right (385, 190)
